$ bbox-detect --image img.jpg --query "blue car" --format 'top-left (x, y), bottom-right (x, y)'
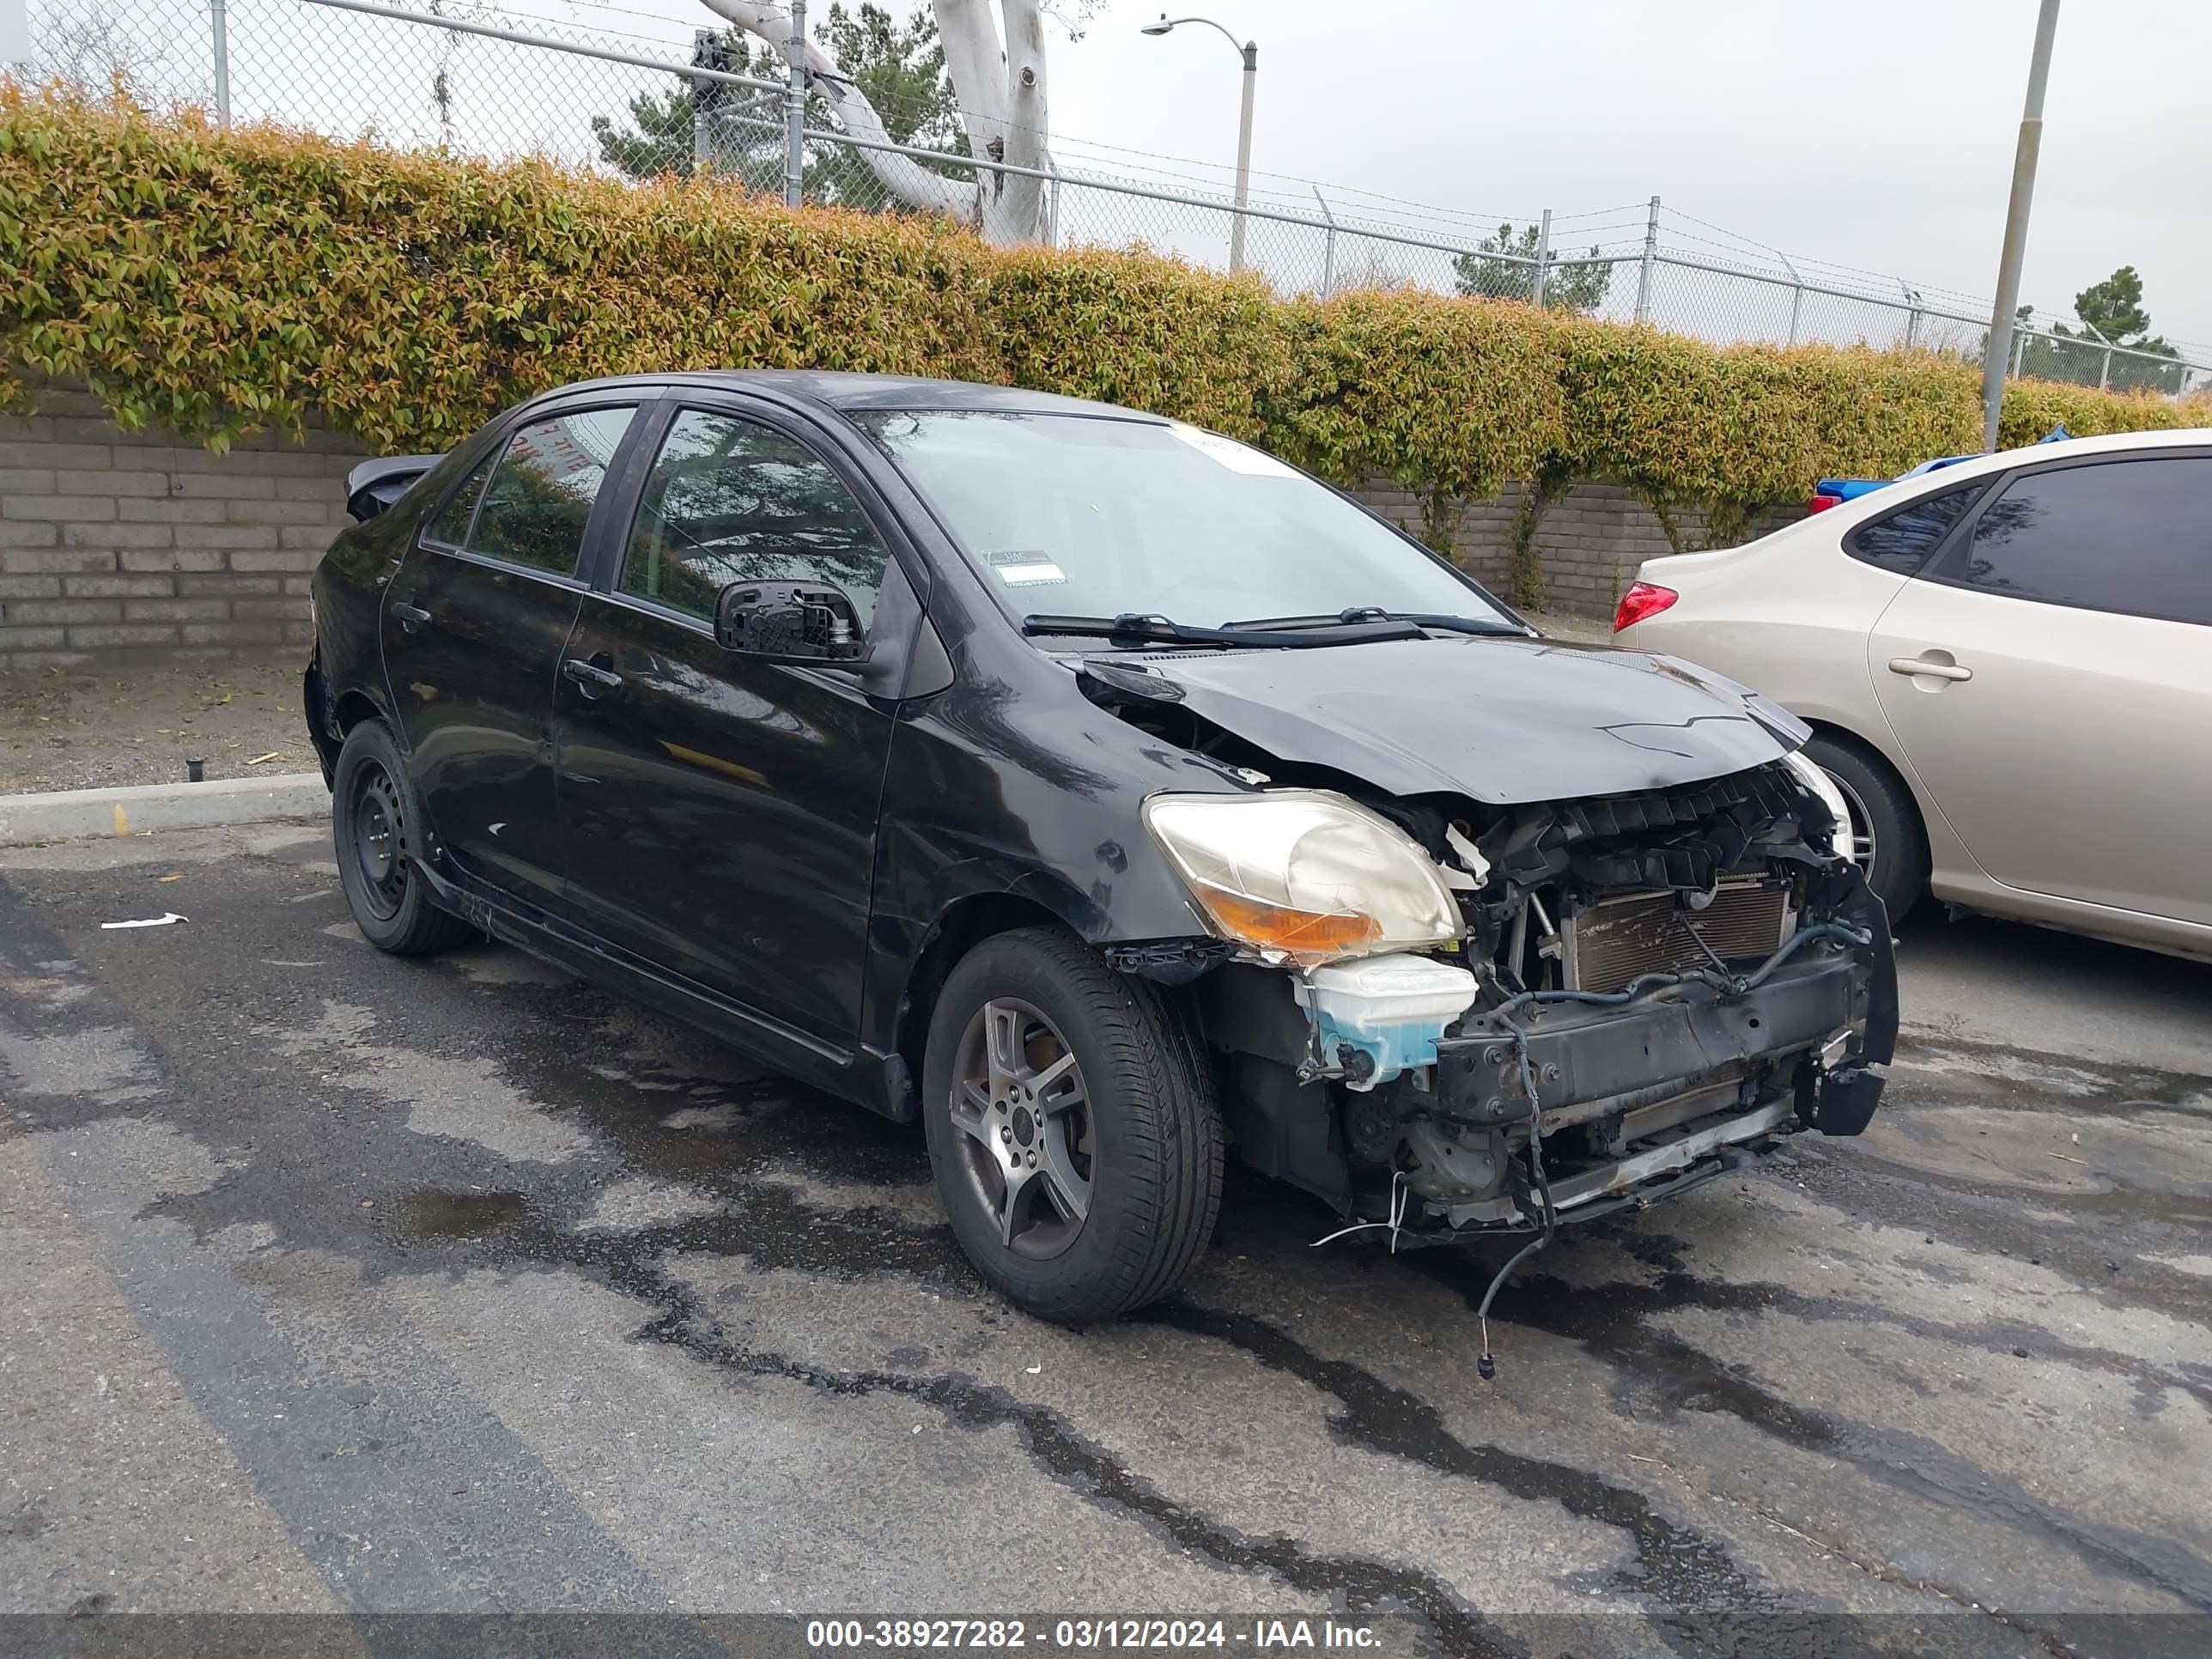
top-left (1808, 427), bottom-right (2072, 514)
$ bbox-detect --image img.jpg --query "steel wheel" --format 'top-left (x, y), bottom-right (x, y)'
top-left (948, 998), bottom-right (1094, 1260)
top-left (349, 759), bottom-right (410, 922)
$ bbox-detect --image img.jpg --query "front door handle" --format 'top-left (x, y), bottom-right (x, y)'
top-left (1887, 655), bottom-right (1972, 683)
top-left (390, 601), bottom-right (432, 634)
top-left (562, 657), bottom-right (624, 697)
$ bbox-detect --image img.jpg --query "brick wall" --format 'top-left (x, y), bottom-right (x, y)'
top-left (0, 379), bottom-right (368, 671)
top-left (1354, 479), bottom-right (1800, 617)
top-left (2, 377), bottom-right (1802, 669)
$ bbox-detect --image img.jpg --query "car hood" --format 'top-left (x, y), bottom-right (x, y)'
top-left (1102, 635), bottom-right (1805, 805)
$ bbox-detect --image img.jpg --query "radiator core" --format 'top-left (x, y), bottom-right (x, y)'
top-left (1560, 879), bottom-right (1793, 994)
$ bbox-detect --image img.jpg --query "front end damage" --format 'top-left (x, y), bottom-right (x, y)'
top-left (1183, 759), bottom-right (1896, 1248)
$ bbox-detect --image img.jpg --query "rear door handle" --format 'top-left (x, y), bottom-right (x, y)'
top-left (390, 601), bottom-right (432, 634)
top-left (1887, 655), bottom-right (1972, 683)
top-left (562, 657), bottom-right (624, 696)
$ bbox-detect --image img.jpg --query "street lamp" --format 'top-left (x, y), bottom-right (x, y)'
top-left (1141, 15), bottom-right (1258, 275)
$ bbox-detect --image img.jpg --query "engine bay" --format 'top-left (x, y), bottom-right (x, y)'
top-left (1079, 656), bottom-right (1897, 1253)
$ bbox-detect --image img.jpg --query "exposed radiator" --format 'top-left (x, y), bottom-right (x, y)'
top-left (1561, 879), bottom-right (1793, 994)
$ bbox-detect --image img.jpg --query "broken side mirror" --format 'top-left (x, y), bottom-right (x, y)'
top-left (714, 579), bottom-right (872, 665)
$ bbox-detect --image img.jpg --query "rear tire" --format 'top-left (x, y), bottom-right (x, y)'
top-left (1804, 732), bottom-right (1928, 923)
top-left (331, 719), bottom-right (477, 956)
top-left (922, 927), bottom-right (1224, 1324)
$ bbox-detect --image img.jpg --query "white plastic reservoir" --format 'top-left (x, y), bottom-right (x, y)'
top-left (1294, 954), bottom-right (1480, 1091)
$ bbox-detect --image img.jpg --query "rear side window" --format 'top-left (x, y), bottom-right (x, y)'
top-left (465, 407), bottom-right (636, 578)
top-left (1845, 483), bottom-right (1981, 575)
top-left (1937, 455), bottom-right (2212, 624)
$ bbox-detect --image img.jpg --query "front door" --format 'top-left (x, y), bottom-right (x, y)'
top-left (552, 401), bottom-right (909, 1043)
top-left (380, 401), bottom-right (641, 912)
top-left (1869, 450), bottom-right (2212, 925)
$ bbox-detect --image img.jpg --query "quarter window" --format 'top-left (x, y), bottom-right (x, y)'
top-left (1940, 455), bottom-right (2211, 624)
top-left (426, 455), bottom-right (493, 548)
top-left (1844, 483), bottom-right (1981, 576)
top-left (465, 407), bottom-right (636, 578)
top-left (622, 410), bottom-right (891, 629)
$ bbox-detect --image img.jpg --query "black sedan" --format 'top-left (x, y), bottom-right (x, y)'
top-left (305, 372), bottom-right (1895, 1324)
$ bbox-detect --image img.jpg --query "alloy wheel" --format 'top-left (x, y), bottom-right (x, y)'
top-left (949, 998), bottom-right (1094, 1259)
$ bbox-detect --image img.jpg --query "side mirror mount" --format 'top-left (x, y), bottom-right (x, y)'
top-left (714, 579), bottom-right (872, 665)
top-left (343, 456), bottom-right (440, 523)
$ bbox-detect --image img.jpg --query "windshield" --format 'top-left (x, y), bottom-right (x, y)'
top-left (854, 410), bottom-right (1515, 630)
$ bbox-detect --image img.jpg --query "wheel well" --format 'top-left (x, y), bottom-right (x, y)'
top-left (1802, 720), bottom-right (1930, 848)
top-left (307, 682), bottom-right (394, 781)
top-left (335, 690), bottom-right (385, 735)
top-left (894, 893), bottom-right (1067, 1086)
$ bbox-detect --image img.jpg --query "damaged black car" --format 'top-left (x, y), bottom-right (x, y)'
top-left (305, 372), bottom-right (1896, 1325)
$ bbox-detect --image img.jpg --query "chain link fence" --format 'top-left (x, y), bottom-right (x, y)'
top-left (14, 0), bottom-right (2208, 396)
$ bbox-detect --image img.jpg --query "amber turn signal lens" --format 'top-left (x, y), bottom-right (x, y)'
top-left (1189, 884), bottom-right (1382, 963)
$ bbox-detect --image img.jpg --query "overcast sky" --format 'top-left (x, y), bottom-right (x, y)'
top-left (1046, 0), bottom-right (2211, 349)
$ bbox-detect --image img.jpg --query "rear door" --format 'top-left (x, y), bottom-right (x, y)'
top-left (1868, 449), bottom-right (2212, 924)
top-left (550, 396), bottom-right (916, 1045)
top-left (381, 399), bottom-right (643, 913)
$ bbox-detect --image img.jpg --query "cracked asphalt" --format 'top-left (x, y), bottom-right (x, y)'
top-left (3, 822), bottom-right (2209, 1657)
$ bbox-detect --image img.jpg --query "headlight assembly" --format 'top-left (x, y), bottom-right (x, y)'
top-left (1783, 750), bottom-right (1853, 863)
top-left (1140, 790), bottom-right (1461, 966)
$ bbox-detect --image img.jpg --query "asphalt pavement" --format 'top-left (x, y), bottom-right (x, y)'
top-left (3, 822), bottom-right (2208, 1658)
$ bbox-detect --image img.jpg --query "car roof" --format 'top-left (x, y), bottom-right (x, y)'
top-left (1906, 423), bottom-right (2212, 483)
top-left (1809, 423), bottom-right (2212, 532)
top-left (535, 370), bottom-right (1162, 422)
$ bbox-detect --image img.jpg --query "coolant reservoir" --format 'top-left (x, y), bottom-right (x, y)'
top-left (1294, 954), bottom-right (1480, 1091)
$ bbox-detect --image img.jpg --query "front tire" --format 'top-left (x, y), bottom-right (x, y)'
top-left (1804, 732), bottom-right (1928, 922)
top-left (922, 927), bottom-right (1224, 1324)
top-left (331, 719), bottom-right (476, 956)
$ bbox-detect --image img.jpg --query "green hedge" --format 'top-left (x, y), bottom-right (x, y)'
top-left (3, 93), bottom-right (2200, 555)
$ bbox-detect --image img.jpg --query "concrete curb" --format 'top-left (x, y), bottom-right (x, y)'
top-left (0, 773), bottom-right (330, 847)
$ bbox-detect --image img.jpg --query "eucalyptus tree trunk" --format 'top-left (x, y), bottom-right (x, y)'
top-left (696, 0), bottom-right (1051, 246)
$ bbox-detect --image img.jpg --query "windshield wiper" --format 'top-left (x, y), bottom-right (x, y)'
top-left (1022, 612), bottom-right (1425, 648)
top-left (1223, 606), bottom-right (1528, 637)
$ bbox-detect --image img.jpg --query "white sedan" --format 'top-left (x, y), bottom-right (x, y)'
top-left (1613, 427), bottom-right (2212, 963)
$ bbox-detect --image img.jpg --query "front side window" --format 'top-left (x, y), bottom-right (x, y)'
top-left (466, 407), bottom-right (636, 578)
top-left (621, 409), bottom-right (892, 628)
top-left (856, 411), bottom-right (1513, 630)
top-left (1845, 483), bottom-right (1982, 576)
top-left (1937, 455), bottom-right (2211, 624)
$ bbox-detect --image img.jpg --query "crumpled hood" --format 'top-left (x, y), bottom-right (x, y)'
top-left (1109, 635), bottom-right (1805, 805)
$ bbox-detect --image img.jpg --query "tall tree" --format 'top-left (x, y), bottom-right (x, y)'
top-left (1451, 223), bottom-right (1612, 316)
top-left (2024, 264), bottom-right (2186, 394)
top-left (2072, 265), bottom-right (2157, 344)
top-left (29, 3), bottom-right (181, 98)
top-left (592, 87), bottom-right (718, 183)
top-left (592, 4), bottom-right (965, 204)
top-left (697, 0), bottom-right (1054, 245)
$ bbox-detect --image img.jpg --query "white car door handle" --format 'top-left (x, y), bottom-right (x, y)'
top-left (1888, 656), bottom-right (1972, 682)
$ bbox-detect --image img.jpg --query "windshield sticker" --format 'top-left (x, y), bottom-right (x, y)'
top-left (1166, 422), bottom-right (1299, 477)
top-left (987, 552), bottom-right (1068, 586)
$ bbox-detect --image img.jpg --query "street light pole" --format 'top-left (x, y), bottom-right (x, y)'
top-left (1141, 15), bottom-right (1258, 275)
top-left (1980, 0), bottom-right (2062, 452)
top-left (1231, 37), bottom-right (1256, 273)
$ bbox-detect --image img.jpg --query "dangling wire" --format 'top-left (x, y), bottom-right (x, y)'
top-left (1478, 1023), bottom-right (1557, 1381)
top-left (1309, 1168), bottom-right (1411, 1252)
